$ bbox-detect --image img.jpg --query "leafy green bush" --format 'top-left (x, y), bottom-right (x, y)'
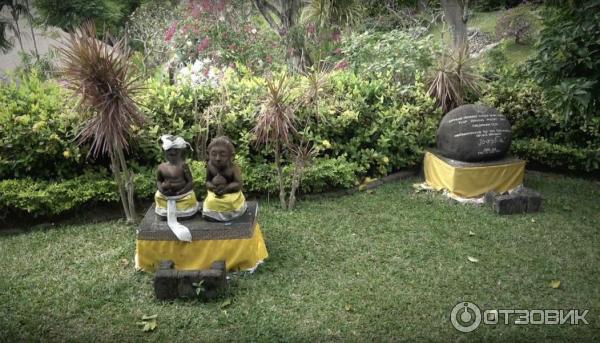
top-left (0, 71), bottom-right (84, 179)
top-left (0, 157), bottom-right (360, 216)
top-left (495, 4), bottom-right (536, 44)
top-left (482, 66), bottom-right (600, 172)
top-left (511, 138), bottom-right (599, 173)
top-left (134, 75), bottom-right (217, 164)
top-left (1, 54), bottom-right (443, 216)
top-left (527, 2), bottom-right (600, 127)
top-left (340, 30), bottom-right (437, 85)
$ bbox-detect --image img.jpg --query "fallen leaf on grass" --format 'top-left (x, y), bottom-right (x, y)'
top-left (138, 314), bottom-right (158, 332)
top-left (344, 304), bottom-right (353, 312)
top-left (142, 321), bottom-right (157, 332)
top-left (469, 231), bottom-right (475, 236)
top-left (549, 280), bottom-right (561, 289)
top-left (220, 299), bottom-right (232, 309)
top-left (467, 256), bottom-right (479, 263)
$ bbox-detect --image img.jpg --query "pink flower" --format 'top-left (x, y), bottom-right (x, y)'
top-left (331, 29), bottom-right (341, 43)
top-left (334, 60), bottom-right (349, 70)
top-left (164, 21), bottom-right (178, 42)
top-left (265, 55), bottom-right (273, 63)
top-left (197, 36), bottom-right (210, 52)
top-left (333, 47), bottom-right (342, 55)
top-left (307, 23), bottom-right (316, 34)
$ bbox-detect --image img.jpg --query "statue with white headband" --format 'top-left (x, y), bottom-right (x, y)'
top-left (154, 135), bottom-right (199, 241)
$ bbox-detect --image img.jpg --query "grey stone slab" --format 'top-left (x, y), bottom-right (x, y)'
top-left (137, 201), bottom-right (258, 240)
top-left (154, 260), bottom-right (227, 301)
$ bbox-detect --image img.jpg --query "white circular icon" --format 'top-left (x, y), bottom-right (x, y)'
top-left (451, 301), bottom-right (482, 332)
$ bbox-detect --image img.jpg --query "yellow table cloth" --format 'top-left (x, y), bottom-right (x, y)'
top-left (424, 149), bottom-right (525, 198)
top-left (135, 223), bottom-right (268, 272)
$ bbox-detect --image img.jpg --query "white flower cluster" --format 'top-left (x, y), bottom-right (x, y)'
top-left (175, 58), bottom-right (223, 88)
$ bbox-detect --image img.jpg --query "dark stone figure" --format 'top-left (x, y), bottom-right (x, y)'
top-left (436, 104), bottom-right (512, 162)
top-left (205, 136), bottom-right (243, 197)
top-left (157, 136), bottom-right (194, 197)
top-left (154, 260), bottom-right (227, 301)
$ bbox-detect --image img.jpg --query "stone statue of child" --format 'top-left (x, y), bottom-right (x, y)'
top-left (157, 142), bottom-right (194, 197)
top-left (154, 135), bottom-right (199, 241)
top-left (205, 136), bottom-right (242, 197)
top-left (202, 136), bottom-right (247, 221)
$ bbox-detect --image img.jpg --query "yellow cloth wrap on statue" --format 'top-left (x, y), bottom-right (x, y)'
top-left (154, 190), bottom-right (199, 217)
top-left (135, 224), bottom-right (268, 272)
top-left (424, 151), bottom-right (525, 198)
top-left (202, 190), bottom-right (247, 221)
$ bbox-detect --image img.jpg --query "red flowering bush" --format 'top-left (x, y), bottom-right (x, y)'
top-left (165, 0), bottom-right (281, 72)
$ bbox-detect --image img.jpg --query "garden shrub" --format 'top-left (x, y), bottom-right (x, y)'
top-left (340, 29), bottom-right (437, 85)
top-left (527, 2), bottom-right (600, 127)
top-left (164, 0), bottom-right (281, 73)
top-left (0, 156), bottom-right (360, 216)
top-left (495, 4), bottom-right (536, 44)
top-left (0, 71), bottom-right (85, 179)
top-left (1, 51), bottom-right (443, 216)
top-left (482, 66), bottom-right (600, 173)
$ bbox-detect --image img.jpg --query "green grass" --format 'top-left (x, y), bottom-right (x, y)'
top-left (1, 172), bottom-right (599, 341)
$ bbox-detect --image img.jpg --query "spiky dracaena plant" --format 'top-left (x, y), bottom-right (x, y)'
top-left (58, 22), bottom-right (145, 222)
top-left (253, 72), bottom-right (298, 209)
top-left (287, 140), bottom-right (316, 209)
top-left (427, 45), bottom-right (483, 113)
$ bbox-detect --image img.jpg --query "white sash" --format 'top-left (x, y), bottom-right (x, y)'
top-left (163, 191), bottom-right (193, 242)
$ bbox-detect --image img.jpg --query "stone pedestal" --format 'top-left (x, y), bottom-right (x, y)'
top-left (154, 260), bottom-right (227, 301)
top-left (423, 149), bottom-right (525, 198)
top-left (485, 188), bottom-right (543, 215)
top-left (135, 201), bottom-right (268, 272)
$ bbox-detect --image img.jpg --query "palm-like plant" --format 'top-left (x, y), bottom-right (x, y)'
top-left (427, 46), bottom-right (483, 113)
top-left (253, 72), bottom-right (298, 209)
top-left (58, 22), bottom-right (145, 222)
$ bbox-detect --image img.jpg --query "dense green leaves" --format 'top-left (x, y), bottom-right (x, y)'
top-left (527, 2), bottom-right (600, 125)
top-left (0, 71), bottom-right (84, 179)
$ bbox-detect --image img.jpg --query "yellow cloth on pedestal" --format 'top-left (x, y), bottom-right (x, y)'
top-left (203, 190), bottom-right (247, 221)
top-left (154, 190), bottom-right (199, 217)
top-left (135, 223), bottom-right (268, 272)
top-left (424, 150), bottom-right (525, 198)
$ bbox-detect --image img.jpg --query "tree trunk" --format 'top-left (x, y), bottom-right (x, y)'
top-left (116, 146), bottom-right (137, 223)
top-left (11, 9), bottom-right (24, 52)
top-left (441, 0), bottom-right (468, 50)
top-left (24, 0), bottom-right (38, 59)
top-left (253, 0), bottom-right (311, 72)
top-left (110, 150), bottom-right (132, 221)
top-left (274, 142), bottom-right (287, 209)
top-left (287, 160), bottom-right (303, 210)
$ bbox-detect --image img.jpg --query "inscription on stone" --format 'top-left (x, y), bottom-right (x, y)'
top-left (436, 104), bottom-right (512, 162)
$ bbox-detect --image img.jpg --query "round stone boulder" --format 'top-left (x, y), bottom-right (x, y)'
top-left (436, 104), bottom-right (512, 162)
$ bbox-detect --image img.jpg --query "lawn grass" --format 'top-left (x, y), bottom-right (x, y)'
top-left (1, 172), bottom-right (599, 341)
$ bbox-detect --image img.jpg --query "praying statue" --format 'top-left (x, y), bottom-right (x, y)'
top-left (155, 135), bottom-right (199, 241)
top-left (202, 136), bottom-right (247, 221)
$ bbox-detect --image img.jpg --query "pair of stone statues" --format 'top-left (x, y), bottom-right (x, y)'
top-left (155, 135), bottom-right (246, 240)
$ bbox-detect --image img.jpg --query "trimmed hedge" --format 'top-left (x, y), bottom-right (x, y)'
top-left (0, 157), bottom-right (360, 216)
